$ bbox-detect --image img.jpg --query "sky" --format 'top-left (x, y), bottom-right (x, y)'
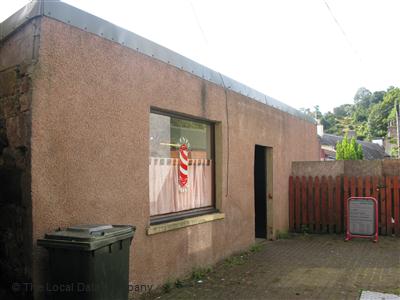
top-left (1, 0), bottom-right (400, 113)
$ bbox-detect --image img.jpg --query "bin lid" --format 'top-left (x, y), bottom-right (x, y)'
top-left (37, 224), bottom-right (135, 251)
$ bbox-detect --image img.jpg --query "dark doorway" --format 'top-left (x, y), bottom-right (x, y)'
top-left (254, 145), bottom-right (267, 238)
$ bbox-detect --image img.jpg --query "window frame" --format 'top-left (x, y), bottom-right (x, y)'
top-left (149, 108), bottom-right (217, 225)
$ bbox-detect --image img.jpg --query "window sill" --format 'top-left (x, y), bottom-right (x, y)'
top-left (146, 212), bottom-right (225, 235)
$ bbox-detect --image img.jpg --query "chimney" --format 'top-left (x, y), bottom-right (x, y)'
top-left (317, 124), bottom-right (324, 137)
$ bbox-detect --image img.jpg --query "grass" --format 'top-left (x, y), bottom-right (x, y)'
top-left (162, 281), bottom-right (173, 293)
top-left (384, 287), bottom-right (400, 295)
top-left (224, 254), bottom-right (248, 267)
top-left (174, 279), bottom-right (184, 288)
top-left (249, 243), bottom-right (263, 253)
top-left (276, 230), bottom-right (290, 239)
top-left (224, 242), bottom-right (265, 266)
top-left (154, 241), bottom-right (267, 297)
top-left (191, 267), bottom-right (212, 281)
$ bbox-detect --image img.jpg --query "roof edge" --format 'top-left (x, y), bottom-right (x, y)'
top-left (0, 0), bottom-right (316, 124)
top-left (0, 0), bottom-right (42, 41)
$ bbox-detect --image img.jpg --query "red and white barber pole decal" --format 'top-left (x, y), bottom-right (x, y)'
top-left (178, 137), bottom-right (190, 192)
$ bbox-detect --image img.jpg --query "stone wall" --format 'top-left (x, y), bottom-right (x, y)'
top-left (0, 63), bottom-right (33, 300)
top-left (0, 20), bottom-right (37, 299)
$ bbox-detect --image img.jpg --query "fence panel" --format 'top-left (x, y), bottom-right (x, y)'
top-left (321, 176), bottom-right (328, 233)
top-left (380, 176), bottom-right (386, 235)
top-left (315, 177), bottom-right (321, 233)
top-left (343, 176), bottom-right (349, 232)
top-left (295, 176), bottom-right (301, 232)
top-left (335, 176), bottom-right (342, 233)
top-left (327, 176), bottom-right (334, 233)
top-left (393, 176), bottom-right (399, 236)
top-left (301, 176), bottom-right (308, 229)
top-left (386, 176), bottom-right (392, 235)
top-left (307, 176), bottom-right (314, 233)
top-left (289, 176), bottom-right (294, 232)
top-left (289, 175), bottom-right (398, 236)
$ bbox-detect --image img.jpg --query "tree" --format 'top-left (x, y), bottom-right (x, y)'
top-left (354, 87), bottom-right (372, 107)
top-left (333, 104), bottom-right (352, 118)
top-left (367, 87), bottom-right (400, 139)
top-left (301, 85), bottom-right (397, 141)
top-left (371, 91), bottom-right (385, 105)
top-left (313, 105), bottom-right (323, 120)
top-left (335, 135), bottom-right (363, 160)
top-left (357, 143), bottom-right (364, 159)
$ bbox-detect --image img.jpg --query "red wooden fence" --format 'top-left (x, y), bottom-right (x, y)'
top-left (289, 176), bottom-right (400, 236)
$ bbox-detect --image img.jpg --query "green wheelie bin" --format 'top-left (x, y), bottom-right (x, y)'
top-left (37, 224), bottom-right (135, 300)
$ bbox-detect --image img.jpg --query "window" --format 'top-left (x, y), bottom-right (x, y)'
top-left (149, 111), bottom-right (214, 221)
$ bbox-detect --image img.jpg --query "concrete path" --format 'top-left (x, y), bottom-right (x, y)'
top-left (142, 235), bottom-right (400, 300)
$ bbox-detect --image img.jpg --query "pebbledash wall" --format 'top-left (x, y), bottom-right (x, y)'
top-left (0, 1), bottom-right (319, 298)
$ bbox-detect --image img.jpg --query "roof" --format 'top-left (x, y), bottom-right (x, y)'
top-left (320, 133), bottom-right (389, 160)
top-left (0, 0), bottom-right (315, 124)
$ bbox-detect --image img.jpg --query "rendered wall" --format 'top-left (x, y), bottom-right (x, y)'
top-left (0, 20), bottom-right (39, 299)
top-left (292, 160), bottom-right (400, 177)
top-left (30, 16), bottom-right (320, 294)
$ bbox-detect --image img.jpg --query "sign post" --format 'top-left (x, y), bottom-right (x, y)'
top-left (345, 197), bottom-right (378, 242)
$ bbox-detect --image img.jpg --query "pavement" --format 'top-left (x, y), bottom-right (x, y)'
top-left (140, 234), bottom-right (400, 300)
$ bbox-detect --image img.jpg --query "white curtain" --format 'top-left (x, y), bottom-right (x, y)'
top-left (149, 158), bottom-right (212, 216)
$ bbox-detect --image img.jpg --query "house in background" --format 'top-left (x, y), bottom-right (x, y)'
top-left (382, 120), bottom-right (398, 156)
top-left (317, 125), bottom-right (389, 160)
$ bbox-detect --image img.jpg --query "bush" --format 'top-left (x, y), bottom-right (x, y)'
top-left (336, 135), bottom-right (363, 160)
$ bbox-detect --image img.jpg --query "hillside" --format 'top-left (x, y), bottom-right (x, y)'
top-left (301, 86), bottom-right (400, 155)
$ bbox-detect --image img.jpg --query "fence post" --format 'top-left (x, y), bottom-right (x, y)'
top-left (343, 176), bottom-right (349, 232)
top-left (315, 176), bottom-right (321, 233)
top-left (295, 176), bottom-right (301, 233)
top-left (335, 176), bottom-right (342, 233)
top-left (307, 176), bottom-right (314, 233)
top-left (321, 176), bottom-right (327, 233)
top-left (357, 177), bottom-right (364, 197)
top-left (372, 177), bottom-right (379, 233)
top-left (301, 176), bottom-right (308, 231)
top-left (289, 176), bottom-right (294, 232)
top-left (380, 176), bottom-right (387, 235)
top-left (394, 176), bottom-right (400, 236)
top-left (386, 176), bottom-right (392, 236)
top-left (328, 176), bottom-right (334, 233)
top-left (365, 176), bottom-right (371, 197)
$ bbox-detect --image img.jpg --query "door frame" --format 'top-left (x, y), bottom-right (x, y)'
top-left (254, 145), bottom-right (274, 239)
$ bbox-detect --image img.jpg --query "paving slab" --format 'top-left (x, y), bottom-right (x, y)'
top-left (139, 235), bottom-right (400, 300)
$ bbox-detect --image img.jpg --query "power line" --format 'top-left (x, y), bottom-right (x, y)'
top-left (189, 1), bottom-right (208, 45)
top-left (323, 0), bottom-right (360, 59)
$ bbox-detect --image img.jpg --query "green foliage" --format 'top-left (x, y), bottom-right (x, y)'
top-left (312, 86), bottom-right (400, 146)
top-left (367, 88), bottom-right (399, 139)
top-left (174, 279), bottom-right (184, 288)
top-left (162, 281), bottom-right (173, 293)
top-left (224, 255), bottom-right (247, 267)
top-left (191, 267), bottom-right (212, 280)
top-left (249, 243), bottom-right (263, 253)
top-left (391, 146), bottom-right (399, 157)
top-left (335, 135), bottom-right (363, 160)
top-left (276, 230), bottom-right (290, 239)
top-left (333, 104), bottom-right (352, 118)
top-left (357, 143), bottom-right (364, 159)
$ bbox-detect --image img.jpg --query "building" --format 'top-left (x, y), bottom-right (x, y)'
top-left (0, 1), bottom-right (320, 298)
top-left (318, 130), bottom-right (389, 160)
